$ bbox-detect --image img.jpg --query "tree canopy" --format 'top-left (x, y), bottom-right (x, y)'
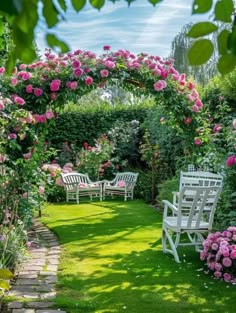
top-left (0, 0), bottom-right (236, 74)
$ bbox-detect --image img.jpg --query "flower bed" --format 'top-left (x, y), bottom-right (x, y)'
top-left (200, 227), bottom-right (236, 283)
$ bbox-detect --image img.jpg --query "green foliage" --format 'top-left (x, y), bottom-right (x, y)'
top-left (188, 22), bottom-right (218, 38)
top-left (0, 268), bottom-right (13, 297)
top-left (157, 176), bottom-right (179, 206)
top-left (188, 39), bottom-right (214, 66)
top-left (47, 108), bottom-right (148, 151)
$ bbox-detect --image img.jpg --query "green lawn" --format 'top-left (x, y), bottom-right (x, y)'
top-left (42, 200), bottom-right (236, 313)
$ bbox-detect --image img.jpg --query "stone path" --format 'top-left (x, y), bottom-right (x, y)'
top-left (4, 219), bottom-right (66, 313)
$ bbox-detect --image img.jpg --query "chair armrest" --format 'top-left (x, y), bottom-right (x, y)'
top-left (162, 200), bottom-right (178, 218)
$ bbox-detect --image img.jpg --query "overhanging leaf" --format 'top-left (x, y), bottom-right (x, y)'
top-left (228, 28), bottom-right (236, 55)
top-left (188, 39), bottom-right (214, 65)
top-left (89, 0), bottom-right (105, 10)
top-left (217, 29), bottom-right (230, 55)
top-left (217, 53), bottom-right (236, 74)
top-left (187, 22), bottom-right (218, 38)
top-left (46, 33), bottom-right (70, 53)
top-left (42, 0), bottom-right (59, 28)
top-left (0, 280), bottom-right (10, 291)
top-left (192, 0), bottom-right (213, 14)
top-left (71, 0), bottom-right (86, 12)
top-left (215, 0), bottom-right (234, 23)
top-left (148, 0), bottom-right (162, 5)
top-left (57, 0), bottom-right (67, 11)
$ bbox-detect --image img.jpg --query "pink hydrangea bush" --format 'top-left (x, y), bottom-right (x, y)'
top-left (200, 227), bottom-right (236, 283)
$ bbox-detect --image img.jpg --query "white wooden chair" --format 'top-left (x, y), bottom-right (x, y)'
top-left (173, 171), bottom-right (223, 207)
top-left (61, 173), bottom-right (102, 204)
top-left (162, 185), bottom-right (222, 263)
top-left (103, 172), bottom-right (139, 201)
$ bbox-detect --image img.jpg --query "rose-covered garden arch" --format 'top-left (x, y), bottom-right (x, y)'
top-left (0, 46), bottom-right (205, 226)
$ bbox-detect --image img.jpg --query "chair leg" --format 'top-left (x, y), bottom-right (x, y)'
top-left (162, 226), bottom-right (181, 263)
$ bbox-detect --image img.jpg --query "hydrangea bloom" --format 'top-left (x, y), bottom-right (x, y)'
top-left (201, 227), bottom-right (236, 283)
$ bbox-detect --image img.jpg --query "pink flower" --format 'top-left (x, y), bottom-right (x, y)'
top-left (222, 257), bottom-right (232, 267)
top-left (194, 138), bottom-right (202, 146)
top-left (11, 77), bottom-right (18, 86)
top-left (214, 271), bottom-right (222, 278)
top-left (50, 79), bottom-right (61, 91)
top-left (45, 111), bottom-right (54, 119)
top-left (214, 262), bottom-right (222, 271)
top-left (14, 96), bottom-right (25, 105)
top-left (211, 243), bottom-right (219, 250)
top-left (72, 60), bottom-right (81, 68)
top-left (55, 177), bottom-right (64, 186)
top-left (0, 66), bottom-right (5, 74)
top-left (233, 119), bottom-right (236, 129)
top-left (160, 117), bottom-right (165, 123)
top-left (213, 124), bottom-right (222, 133)
top-left (85, 76), bottom-right (93, 86)
top-left (70, 81), bottom-right (78, 90)
top-left (195, 99), bottom-right (204, 108)
top-left (73, 68), bottom-right (83, 77)
top-left (223, 273), bottom-right (232, 282)
top-left (34, 88), bottom-right (43, 97)
top-left (219, 95), bottom-right (224, 101)
top-left (184, 117), bottom-right (192, 125)
top-left (50, 92), bottom-right (57, 100)
top-left (154, 80), bottom-right (167, 91)
top-left (39, 115), bottom-right (47, 123)
top-left (0, 101), bottom-right (5, 110)
top-left (21, 72), bottom-right (31, 81)
top-left (39, 186), bottom-right (45, 194)
top-left (26, 84), bottom-right (33, 93)
top-left (23, 152), bottom-right (32, 160)
top-left (8, 133), bottom-right (17, 140)
top-left (0, 154), bottom-right (7, 163)
top-left (103, 45), bottom-right (111, 51)
top-left (100, 69), bottom-right (109, 77)
top-left (188, 81), bottom-right (194, 90)
top-left (192, 104), bottom-right (199, 112)
top-left (104, 60), bottom-right (115, 69)
top-left (226, 155), bottom-right (236, 167)
top-left (19, 64), bottom-right (27, 70)
top-left (230, 250), bottom-right (236, 259)
top-left (66, 81), bottom-right (71, 88)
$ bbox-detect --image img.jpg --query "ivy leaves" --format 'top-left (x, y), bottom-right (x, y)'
top-left (188, 0), bottom-right (236, 75)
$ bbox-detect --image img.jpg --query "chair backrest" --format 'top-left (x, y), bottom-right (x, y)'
top-left (177, 185), bottom-right (222, 230)
top-left (61, 173), bottom-right (91, 191)
top-left (113, 172), bottom-right (139, 188)
top-left (179, 171), bottom-right (223, 192)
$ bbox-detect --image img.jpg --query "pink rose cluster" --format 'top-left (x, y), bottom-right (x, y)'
top-left (200, 227), bottom-right (236, 283)
top-left (41, 162), bottom-right (76, 186)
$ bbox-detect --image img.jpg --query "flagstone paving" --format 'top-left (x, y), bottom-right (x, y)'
top-left (4, 219), bottom-right (66, 313)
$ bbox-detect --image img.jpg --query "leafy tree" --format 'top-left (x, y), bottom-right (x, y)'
top-left (170, 23), bottom-right (218, 86)
top-left (0, 0), bottom-right (236, 74)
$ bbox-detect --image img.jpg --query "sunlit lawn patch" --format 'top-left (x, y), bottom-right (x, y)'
top-left (42, 200), bottom-right (236, 313)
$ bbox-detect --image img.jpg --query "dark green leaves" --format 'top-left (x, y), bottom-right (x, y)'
top-left (71, 0), bottom-right (86, 12)
top-left (0, 0), bottom-right (23, 15)
top-left (188, 39), bottom-right (214, 65)
top-left (46, 33), bottom-right (70, 53)
top-left (217, 29), bottom-right (230, 55)
top-left (42, 0), bottom-right (59, 28)
top-left (187, 22), bottom-right (218, 38)
top-left (89, 0), bottom-right (105, 10)
top-left (217, 53), bottom-right (236, 74)
top-left (57, 0), bottom-right (67, 11)
top-left (215, 0), bottom-right (234, 23)
top-left (148, 0), bottom-right (162, 5)
top-left (192, 0), bottom-right (213, 14)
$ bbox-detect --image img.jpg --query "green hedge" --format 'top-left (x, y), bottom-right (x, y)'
top-left (47, 108), bottom-right (148, 149)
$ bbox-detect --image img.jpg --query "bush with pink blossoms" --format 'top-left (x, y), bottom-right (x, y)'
top-left (200, 227), bottom-right (236, 283)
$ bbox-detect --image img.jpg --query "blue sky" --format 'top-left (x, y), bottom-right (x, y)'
top-left (36, 0), bottom-right (209, 58)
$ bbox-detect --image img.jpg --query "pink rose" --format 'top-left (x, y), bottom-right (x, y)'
top-left (39, 115), bottom-right (47, 123)
top-left (85, 76), bottom-right (93, 86)
top-left (73, 68), bottom-right (83, 77)
top-left (104, 60), bottom-right (115, 69)
top-left (70, 81), bottom-right (78, 90)
top-left (192, 104), bottom-right (199, 112)
top-left (50, 92), bottom-right (57, 100)
top-left (26, 84), bottom-right (33, 93)
top-left (100, 69), bottom-right (109, 77)
top-left (45, 111), bottom-right (54, 119)
top-left (213, 124), bottom-right (222, 133)
top-left (11, 77), bottom-right (18, 86)
top-left (103, 45), bottom-right (111, 51)
top-left (14, 96), bottom-right (25, 105)
top-left (0, 66), bottom-right (5, 74)
top-left (50, 79), bottom-right (61, 91)
top-left (195, 99), bottom-right (204, 108)
top-left (214, 271), bottom-right (222, 278)
top-left (72, 60), bottom-right (81, 68)
top-left (23, 152), bottom-right (32, 160)
top-left (0, 101), bottom-right (5, 110)
top-left (154, 80), bottom-right (167, 91)
top-left (8, 133), bottom-right (17, 140)
top-left (21, 72), bottom-right (31, 81)
top-left (184, 117), bottom-right (192, 125)
top-left (39, 186), bottom-right (45, 194)
top-left (223, 273), bottom-right (232, 282)
top-left (55, 177), bottom-right (64, 186)
top-left (19, 64), bottom-right (27, 70)
top-left (34, 88), bottom-right (43, 97)
top-left (230, 250), bottom-right (236, 259)
top-left (222, 257), bottom-right (232, 267)
top-left (226, 155), bottom-right (236, 167)
top-left (194, 138), bottom-right (202, 146)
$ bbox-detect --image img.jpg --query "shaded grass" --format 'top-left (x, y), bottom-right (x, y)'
top-left (42, 200), bottom-right (236, 313)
